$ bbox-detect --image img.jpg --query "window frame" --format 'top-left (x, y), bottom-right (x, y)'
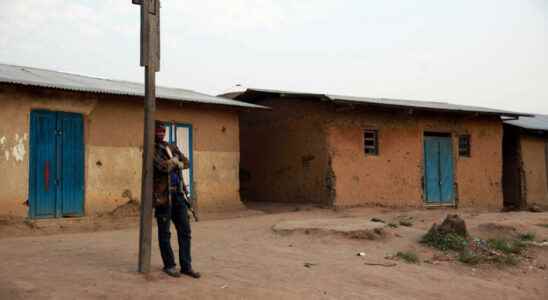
top-left (363, 129), bottom-right (379, 156)
top-left (458, 134), bottom-right (471, 157)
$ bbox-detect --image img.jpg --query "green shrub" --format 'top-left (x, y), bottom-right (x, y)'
top-left (421, 231), bottom-right (468, 252)
top-left (396, 251), bottom-right (419, 264)
top-left (458, 250), bottom-right (482, 265)
top-left (492, 254), bottom-right (520, 266)
top-left (421, 224), bottom-right (530, 268)
top-left (518, 232), bottom-right (536, 241)
top-left (487, 239), bottom-right (526, 255)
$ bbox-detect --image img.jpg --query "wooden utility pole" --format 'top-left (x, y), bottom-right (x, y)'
top-left (132, 0), bottom-right (160, 274)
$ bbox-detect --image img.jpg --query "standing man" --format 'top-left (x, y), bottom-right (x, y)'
top-left (153, 123), bottom-right (201, 278)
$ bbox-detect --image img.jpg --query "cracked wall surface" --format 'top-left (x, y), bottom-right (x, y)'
top-left (239, 98), bottom-right (331, 205)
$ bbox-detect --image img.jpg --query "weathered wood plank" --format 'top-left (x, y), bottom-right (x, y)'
top-left (135, 0), bottom-right (161, 274)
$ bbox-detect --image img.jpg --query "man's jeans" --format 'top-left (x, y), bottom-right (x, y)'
top-left (155, 193), bottom-right (192, 272)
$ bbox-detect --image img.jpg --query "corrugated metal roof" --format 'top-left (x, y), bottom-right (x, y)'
top-left (505, 115), bottom-right (548, 131)
top-left (0, 63), bottom-right (264, 109)
top-left (327, 94), bottom-right (528, 117)
top-left (227, 88), bottom-right (530, 117)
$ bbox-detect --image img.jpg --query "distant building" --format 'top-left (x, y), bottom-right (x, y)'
top-left (225, 88), bottom-right (529, 210)
top-left (503, 115), bottom-right (548, 209)
top-left (0, 64), bottom-right (263, 218)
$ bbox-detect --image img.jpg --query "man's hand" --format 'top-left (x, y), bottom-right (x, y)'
top-left (169, 156), bottom-right (186, 169)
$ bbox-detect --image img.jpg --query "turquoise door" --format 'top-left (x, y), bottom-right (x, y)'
top-left (59, 113), bottom-right (85, 216)
top-left (424, 136), bottom-right (455, 204)
top-left (29, 111), bottom-right (58, 218)
top-left (29, 110), bottom-right (84, 218)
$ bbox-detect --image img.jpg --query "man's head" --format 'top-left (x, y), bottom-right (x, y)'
top-left (155, 124), bottom-right (166, 142)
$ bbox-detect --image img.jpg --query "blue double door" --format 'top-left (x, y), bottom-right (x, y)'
top-left (29, 110), bottom-right (84, 218)
top-left (424, 136), bottom-right (455, 204)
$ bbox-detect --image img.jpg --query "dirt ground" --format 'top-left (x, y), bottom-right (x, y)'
top-left (0, 204), bottom-right (547, 300)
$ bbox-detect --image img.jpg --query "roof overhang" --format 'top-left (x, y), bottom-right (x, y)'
top-left (224, 88), bottom-right (532, 118)
top-left (504, 115), bottom-right (548, 132)
top-left (0, 63), bottom-right (267, 110)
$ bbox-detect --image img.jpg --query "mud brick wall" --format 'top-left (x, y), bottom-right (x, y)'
top-left (0, 84), bottom-right (242, 216)
top-left (240, 98), bottom-right (504, 209)
top-left (325, 108), bottom-right (503, 209)
top-left (239, 98), bottom-right (332, 205)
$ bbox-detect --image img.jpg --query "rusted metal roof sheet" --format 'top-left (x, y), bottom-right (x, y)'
top-left (505, 115), bottom-right (548, 131)
top-left (0, 63), bottom-right (264, 109)
top-left (226, 88), bottom-right (530, 117)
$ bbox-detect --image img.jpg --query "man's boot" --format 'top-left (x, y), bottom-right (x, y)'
top-left (181, 269), bottom-right (201, 279)
top-left (163, 267), bottom-right (181, 278)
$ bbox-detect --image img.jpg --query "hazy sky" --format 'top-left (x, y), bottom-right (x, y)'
top-left (1, 0), bottom-right (546, 113)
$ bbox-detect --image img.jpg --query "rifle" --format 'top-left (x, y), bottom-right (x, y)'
top-left (180, 176), bottom-right (199, 222)
top-left (165, 145), bottom-right (199, 222)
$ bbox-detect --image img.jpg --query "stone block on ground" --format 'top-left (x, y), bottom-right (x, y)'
top-left (431, 214), bottom-right (469, 238)
top-left (272, 218), bottom-right (386, 240)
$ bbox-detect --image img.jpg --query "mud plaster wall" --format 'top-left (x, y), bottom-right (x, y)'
top-left (239, 98), bottom-right (330, 205)
top-left (0, 85), bottom-right (241, 216)
top-left (324, 108), bottom-right (503, 209)
top-left (520, 134), bottom-right (548, 207)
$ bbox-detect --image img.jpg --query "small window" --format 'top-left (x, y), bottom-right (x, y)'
top-left (459, 135), bottom-right (471, 157)
top-left (364, 130), bottom-right (379, 155)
